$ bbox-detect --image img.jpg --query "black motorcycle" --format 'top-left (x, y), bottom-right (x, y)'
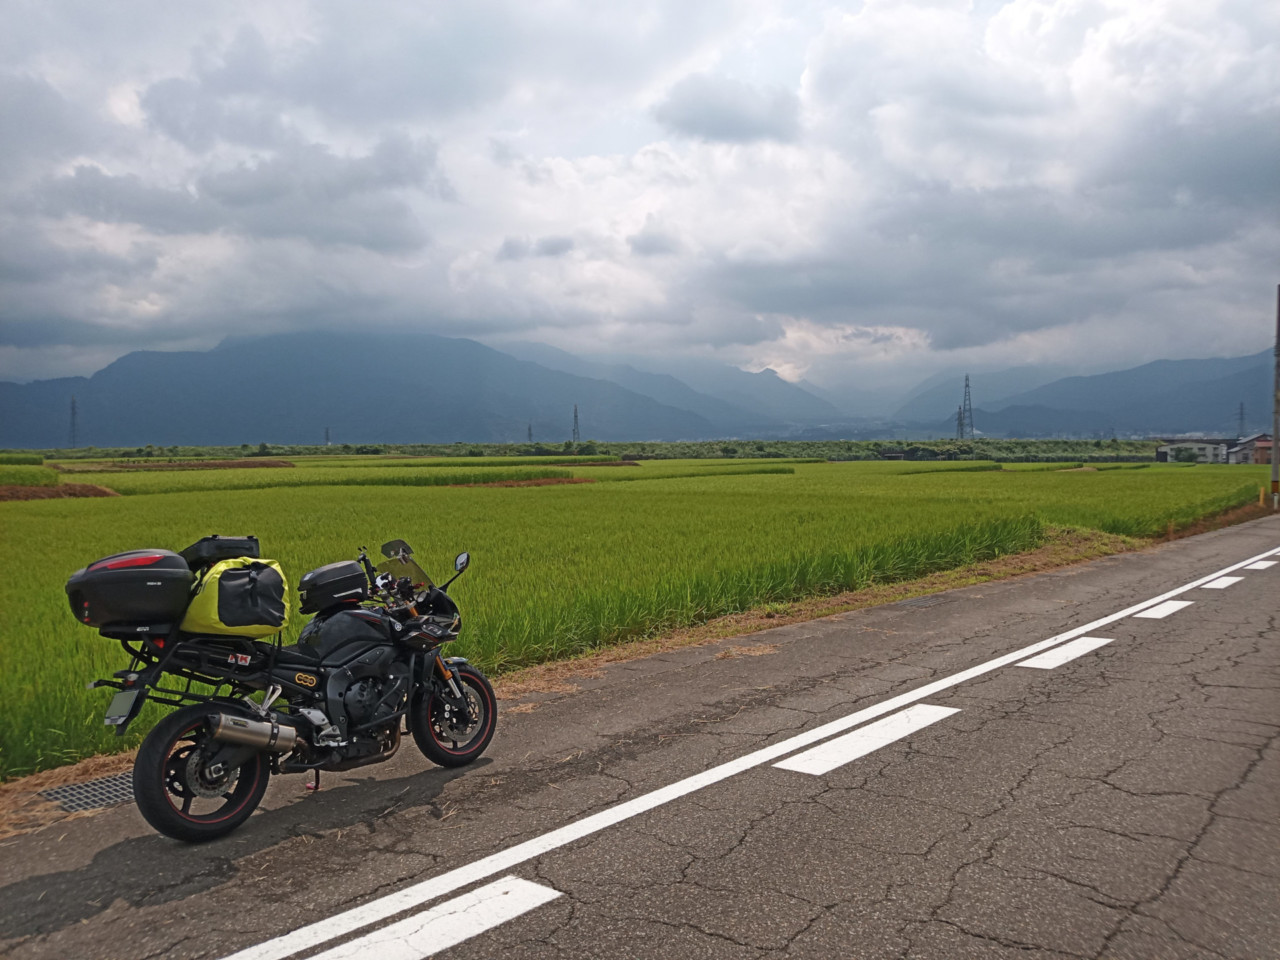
top-left (66, 536), bottom-right (496, 842)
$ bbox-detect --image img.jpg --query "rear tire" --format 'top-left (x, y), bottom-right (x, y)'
top-left (133, 703), bottom-right (270, 842)
top-left (411, 664), bottom-right (497, 767)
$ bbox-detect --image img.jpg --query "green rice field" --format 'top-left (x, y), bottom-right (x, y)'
top-left (0, 457), bottom-right (1269, 778)
top-left (0, 465), bottom-right (59, 487)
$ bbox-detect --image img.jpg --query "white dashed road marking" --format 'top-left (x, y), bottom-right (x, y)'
top-left (1200, 575), bottom-right (1244, 589)
top-left (1244, 560), bottom-right (1277, 570)
top-left (1133, 599), bottom-right (1195, 619)
top-left (1016, 636), bottom-right (1115, 670)
top-left (774, 704), bottom-right (960, 775)
top-left (307, 877), bottom-right (561, 960)
top-left (222, 543), bottom-right (1280, 960)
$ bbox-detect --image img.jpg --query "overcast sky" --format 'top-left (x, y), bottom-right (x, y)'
top-left (2, 0), bottom-right (1276, 391)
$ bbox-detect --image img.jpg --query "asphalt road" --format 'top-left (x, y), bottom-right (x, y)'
top-left (2, 516), bottom-right (1277, 960)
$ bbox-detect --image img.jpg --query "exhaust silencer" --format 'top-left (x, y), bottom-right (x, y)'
top-left (207, 712), bottom-right (298, 752)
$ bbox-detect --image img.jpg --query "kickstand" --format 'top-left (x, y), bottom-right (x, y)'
top-left (305, 770), bottom-right (321, 792)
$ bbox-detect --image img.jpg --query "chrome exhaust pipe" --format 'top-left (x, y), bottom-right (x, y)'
top-left (207, 712), bottom-right (298, 752)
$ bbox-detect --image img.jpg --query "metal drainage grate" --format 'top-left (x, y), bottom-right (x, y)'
top-left (40, 772), bottom-right (135, 813)
top-left (894, 595), bottom-right (953, 609)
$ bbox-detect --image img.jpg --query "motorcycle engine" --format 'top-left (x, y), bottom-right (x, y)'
top-left (343, 678), bottom-right (381, 727)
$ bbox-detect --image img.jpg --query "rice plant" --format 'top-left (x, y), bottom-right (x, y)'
top-left (0, 460), bottom-right (1268, 778)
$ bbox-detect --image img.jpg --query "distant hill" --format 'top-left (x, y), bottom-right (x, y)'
top-left (944, 350), bottom-right (1273, 438)
top-left (499, 342), bottom-right (782, 436)
top-left (2, 336), bottom-right (1272, 447)
top-left (0, 332), bottom-right (719, 447)
top-left (633, 356), bottom-right (844, 424)
top-left (893, 365), bottom-right (1075, 423)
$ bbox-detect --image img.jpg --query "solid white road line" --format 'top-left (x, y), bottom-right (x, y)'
top-left (1133, 599), bottom-right (1195, 619)
top-left (306, 877), bottom-right (561, 960)
top-left (221, 542), bottom-right (1280, 960)
top-left (1016, 636), bottom-right (1115, 670)
top-left (1200, 576), bottom-right (1244, 589)
top-left (1244, 560), bottom-right (1277, 570)
top-left (774, 704), bottom-right (959, 775)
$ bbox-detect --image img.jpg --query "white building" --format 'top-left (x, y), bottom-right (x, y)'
top-left (1155, 439), bottom-right (1233, 463)
top-left (1226, 433), bottom-right (1273, 464)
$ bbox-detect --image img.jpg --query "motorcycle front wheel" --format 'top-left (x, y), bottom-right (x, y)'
top-left (133, 703), bottom-right (271, 842)
top-left (410, 664), bottom-right (497, 767)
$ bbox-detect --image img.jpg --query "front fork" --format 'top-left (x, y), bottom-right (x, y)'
top-left (436, 654), bottom-right (465, 699)
top-left (426, 654), bottom-right (473, 724)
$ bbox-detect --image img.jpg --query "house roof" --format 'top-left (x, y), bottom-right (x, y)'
top-left (1227, 435), bottom-right (1273, 454)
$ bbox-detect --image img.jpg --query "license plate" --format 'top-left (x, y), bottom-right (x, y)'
top-left (104, 689), bottom-right (139, 726)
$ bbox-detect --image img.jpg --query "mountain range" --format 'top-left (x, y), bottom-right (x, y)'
top-left (0, 333), bottom-right (1271, 448)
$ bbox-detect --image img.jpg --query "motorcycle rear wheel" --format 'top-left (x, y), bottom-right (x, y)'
top-left (133, 703), bottom-right (271, 842)
top-left (411, 664), bottom-right (497, 767)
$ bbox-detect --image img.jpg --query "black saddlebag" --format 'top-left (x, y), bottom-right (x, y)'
top-left (179, 535), bottom-right (260, 571)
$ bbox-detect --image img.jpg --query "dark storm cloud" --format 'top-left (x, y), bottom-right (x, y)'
top-left (0, 229), bottom-right (151, 285)
top-left (863, 179), bottom-right (1243, 264)
top-left (140, 77), bottom-right (289, 151)
top-left (653, 74), bottom-right (800, 143)
top-left (38, 165), bottom-right (218, 234)
top-left (532, 235), bottom-right (574, 257)
top-left (496, 235), bottom-right (575, 260)
top-left (1085, 106), bottom-right (1280, 209)
top-left (0, 315), bottom-right (150, 348)
top-left (628, 217), bottom-right (680, 256)
top-left (33, 134), bottom-right (443, 252)
top-left (496, 236), bottom-right (530, 260)
top-left (0, 73), bottom-right (100, 175)
top-left (199, 134), bottom-right (448, 205)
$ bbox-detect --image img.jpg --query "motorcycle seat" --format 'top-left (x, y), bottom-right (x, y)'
top-left (275, 643), bottom-right (322, 667)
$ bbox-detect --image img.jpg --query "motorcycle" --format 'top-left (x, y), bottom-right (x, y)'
top-left (66, 536), bottom-right (496, 842)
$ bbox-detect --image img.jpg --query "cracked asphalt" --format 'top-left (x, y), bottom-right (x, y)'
top-left (1, 516), bottom-right (1277, 960)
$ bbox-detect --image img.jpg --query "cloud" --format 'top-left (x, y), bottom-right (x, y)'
top-left (496, 235), bottom-right (576, 260)
top-left (140, 76), bottom-right (289, 151)
top-left (653, 73), bottom-right (801, 142)
top-left (496, 236), bottom-right (530, 261)
top-left (628, 215), bottom-right (681, 256)
top-left (33, 134), bottom-right (442, 252)
top-left (0, 74), bottom-right (102, 176)
top-left (1, 0), bottom-right (1277, 390)
top-left (533, 235), bottom-right (574, 257)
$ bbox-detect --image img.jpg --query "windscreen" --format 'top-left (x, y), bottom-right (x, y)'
top-left (374, 554), bottom-right (434, 589)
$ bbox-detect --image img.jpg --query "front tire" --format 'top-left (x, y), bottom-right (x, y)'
top-left (133, 703), bottom-right (270, 842)
top-left (411, 664), bottom-right (497, 767)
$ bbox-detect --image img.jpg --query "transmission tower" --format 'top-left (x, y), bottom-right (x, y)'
top-left (1237, 402), bottom-right (1245, 439)
top-left (325, 426), bottom-right (331, 446)
top-left (572, 404), bottom-right (580, 443)
top-left (69, 396), bottom-right (78, 448)
top-left (527, 422), bottom-right (533, 443)
top-left (961, 375), bottom-right (975, 439)
top-left (955, 405), bottom-right (965, 440)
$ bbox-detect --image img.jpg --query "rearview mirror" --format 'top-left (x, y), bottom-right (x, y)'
top-left (454, 552), bottom-right (470, 573)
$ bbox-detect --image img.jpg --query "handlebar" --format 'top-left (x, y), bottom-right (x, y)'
top-left (356, 546), bottom-right (378, 586)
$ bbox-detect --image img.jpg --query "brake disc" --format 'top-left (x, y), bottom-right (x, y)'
top-left (185, 751), bottom-right (239, 799)
top-left (438, 690), bottom-right (480, 739)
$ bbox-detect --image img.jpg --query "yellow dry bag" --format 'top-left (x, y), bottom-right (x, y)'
top-left (180, 558), bottom-right (290, 638)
